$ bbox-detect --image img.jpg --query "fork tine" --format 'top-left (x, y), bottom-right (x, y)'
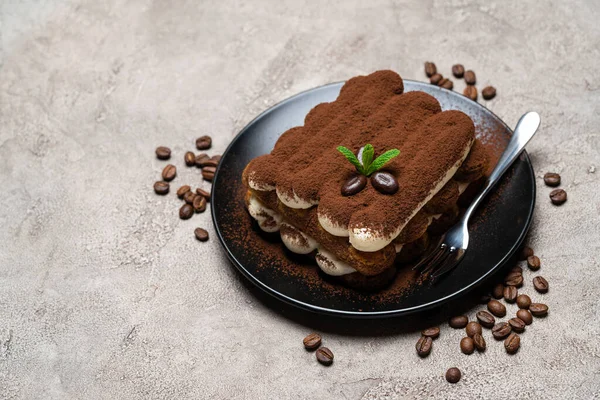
top-left (431, 248), bottom-right (465, 279)
top-left (421, 247), bottom-right (451, 275)
top-left (412, 243), bottom-right (446, 271)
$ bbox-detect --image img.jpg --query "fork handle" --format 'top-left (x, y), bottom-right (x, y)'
top-left (463, 111), bottom-right (541, 222)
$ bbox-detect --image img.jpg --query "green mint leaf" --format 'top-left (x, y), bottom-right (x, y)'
top-left (337, 146), bottom-right (364, 174)
top-left (361, 144), bottom-right (374, 171)
top-left (366, 149), bottom-right (400, 175)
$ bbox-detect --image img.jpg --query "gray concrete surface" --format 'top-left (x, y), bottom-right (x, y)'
top-left (1, 0), bottom-right (599, 398)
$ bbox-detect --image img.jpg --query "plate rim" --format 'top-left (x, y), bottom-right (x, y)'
top-left (211, 79), bottom-right (536, 318)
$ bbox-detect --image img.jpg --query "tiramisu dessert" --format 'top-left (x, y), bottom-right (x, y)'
top-left (242, 70), bottom-right (489, 290)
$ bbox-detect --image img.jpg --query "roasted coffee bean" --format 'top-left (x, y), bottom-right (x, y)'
top-left (449, 315), bottom-right (469, 329)
top-left (155, 146), bottom-right (171, 160)
top-left (452, 64), bottom-right (465, 78)
top-left (177, 185), bottom-right (191, 199)
top-left (482, 86), bottom-right (496, 100)
top-left (527, 255), bottom-right (541, 271)
top-left (505, 272), bottom-right (524, 287)
top-left (464, 70), bottom-right (476, 85)
top-left (183, 191), bottom-right (197, 204)
top-left (509, 318), bottom-right (526, 333)
top-left (519, 246), bottom-right (534, 261)
top-left (195, 135), bottom-right (212, 150)
top-left (517, 309), bottom-right (533, 325)
top-left (430, 73), bottom-right (443, 85)
top-left (303, 333), bottom-right (321, 350)
top-left (438, 78), bottom-right (453, 90)
top-left (342, 175), bottom-right (368, 196)
top-left (446, 367), bottom-right (461, 383)
top-left (211, 154), bottom-right (222, 163)
top-left (476, 311), bottom-right (496, 328)
top-left (184, 151), bottom-right (196, 166)
top-left (179, 204), bottom-right (194, 220)
top-left (511, 265), bottom-right (523, 274)
top-left (194, 227), bottom-right (209, 242)
top-left (492, 322), bottom-right (512, 340)
top-left (424, 62), bottom-right (437, 77)
top-left (193, 195), bottom-right (207, 213)
top-left (530, 303), bottom-right (549, 317)
top-left (504, 333), bottom-right (520, 354)
top-left (504, 286), bottom-right (518, 303)
top-left (422, 327), bottom-right (440, 339)
top-left (516, 294), bottom-right (532, 309)
top-left (480, 294), bottom-right (492, 304)
top-left (460, 337), bottom-right (474, 354)
top-left (550, 188), bottom-right (567, 205)
top-left (465, 321), bottom-right (482, 338)
top-left (533, 276), bottom-right (549, 293)
top-left (195, 153), bottom-right (210, 167)
top-left (162, 164), bottom-right (177, 181)
top-left (316, 347), bottom-right (334, 365)
top-left (487, 300), bottom-right (507, 318)
top-left (371, 172), bottom-right (399, 194)
top-left (153, 181), bottom-right (169, 195)
top-left (196, 188), bottom-right (211, 201)
top-left (463, 85), bottom-right (477, 101)
top-left (416, 336), bottom-right (433, 357)
top-left (473, 333), bottom-right (486, 352)
top-left (492, 283), bottom-right (504, 299)
top-left (544, 172), bottom-right (561, 187)
top-left (202, 166), bottom-right (216, 181)
top-left (201, 158), bottom-right (219, 168)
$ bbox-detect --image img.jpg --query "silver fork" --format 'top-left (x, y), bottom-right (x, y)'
top-left (413, 111), bottom-right (541, 279)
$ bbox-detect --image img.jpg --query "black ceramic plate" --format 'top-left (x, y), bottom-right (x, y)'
top-left (211, 80), bottom-right (535, 318)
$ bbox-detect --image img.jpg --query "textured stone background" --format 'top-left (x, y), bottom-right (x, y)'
top-left (1, 0), bottom-right (599, 399)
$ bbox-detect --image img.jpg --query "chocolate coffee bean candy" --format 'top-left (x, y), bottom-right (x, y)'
top-left (463, 85), bottom-right (477, 101)
top-left (303, 333), bottom-right (322, 350)
top-left (195, 153), bottom-right (210, 167)
top-left (509, 318), bottom-right (526, 333)
top-left (473, 333), bottom-right (486, 352)
top-left (195, 135), bottom-right (212, 150)
top-left (179, 204), bottom-right (194, 220)
top-left (503, 286), bottom-right (518, 303)
top-left (196, 188), bottom-right (211, 201)
top-left (184, 151), bottom-right (196, 166)
top-left (504, 333), bottom-right (520, 354)
top-left (516, 294), bottom-right (532, 309)
top-left (519, 246), bottom-right (534, 261)
top-left (202, 166), bottom-right (216, 181)
top-left (183, 191), bottom-right (197, 204)
top-left (517, 309), bottom-right (533, 325)
top-left (492, 283), bottom-right (504, 299)
top-left (480, 294), bottom-right (491, 304)
top-left (153, 181), bottom-right (169, 195)
top-left (505, 272), bottom-right (523, 287)
top-left (533, 276), bottom-right (549, 293)
top-left (177, 185), bottom-right (191, 199)
top-left (452, 64), bottom-right (465, 78)
top-left (155, 146), bottom-right (171, 160)
top-left (162, 164), bottom-right (177, 181)
top-left (492, 322), bottom-right (512, 340)
top-left (511, 265), bottom-right (523, 274)
top-left (446, 367), bottom-right (461, 383)
top-left (460, 337), bottom-right (474, 354)
top-left (543, 172), bottom-right (561, 187)
top-left (421, 327), bottom-right (440, 339)
top-left (527, 255), bottom-right (541, 271)
top-left (416, 336), bottom-right (433, 357)
top-left (449, 315), bottom-right (469, 329)
top-left (476, 311), bottom-right (495, 328)
top-left (371, 172), bottom-right (399, 194)
top-left (342, 175), bottom-right (367, 196)
top-left (193, 195), bottom-right (207, 213)
top-left (550, 188), bottom-right (567, 205)
top-left (438, 78), bottom-right (453, 90)
top-left (482, 86), bottom-right (496, 100)
top-left (424, 62), bottom-right (437, 77)
top-left (316, 347), bottom-right (334, 365)
top-left (464, 70), bottom-right (476, 85)
top-left (430, 73), bottom-right (443, 85)
top-left (465, 321), bottom-right (482, 338)
top-left (530, 303), bottom-right (549, 317)
top-left (487, 300), bottom-right (507, 317)
top-left (194, 227), bottom-right (209, 242)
